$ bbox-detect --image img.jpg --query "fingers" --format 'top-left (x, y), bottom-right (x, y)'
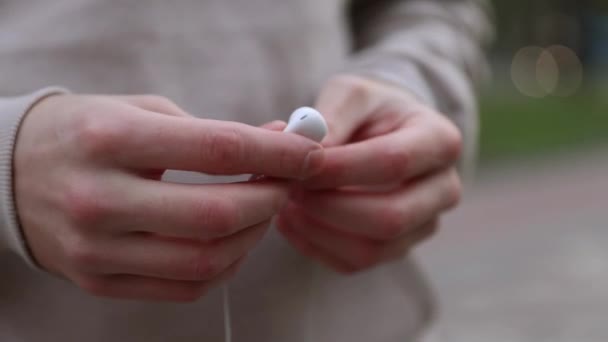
top-left (92, 221), bottom-right (268, 281)
top-left (302, 119), bottom-right (461, 189)
top-left (111, 113), bottom-right (324, 178)
top-left (73, 258), bottom-right (242, 302)
top-left (279, 206), bottom-right (378, 271)
top-left (112, 179), bottom-right (288, 240)
top-left (291, 169), bottom-right (461, 240)
top-left (278, 206), bottom-right (437, 272)
top-left (381, 219), bottom-right (438, 259)
top-left (278, 219), bottom-right (355, 273)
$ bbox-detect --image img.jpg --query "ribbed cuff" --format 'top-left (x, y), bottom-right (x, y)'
top-left (0, 87), bottom-right (69, 267)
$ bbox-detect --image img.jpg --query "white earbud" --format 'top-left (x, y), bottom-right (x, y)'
top-left (249, 107), bottom-right (327, 182)
top-left (283, 107), bottom-right (328, 143)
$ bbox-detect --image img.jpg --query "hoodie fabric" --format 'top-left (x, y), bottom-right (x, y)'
top-left (0, 1), bottom-right (491, 341)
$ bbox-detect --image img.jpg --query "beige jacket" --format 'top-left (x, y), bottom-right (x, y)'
top-left (0, 1), bottom-right (491, 341)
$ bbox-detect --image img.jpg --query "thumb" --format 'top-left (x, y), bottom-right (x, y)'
top-left (315, 101), bottom-right (367, 148)
top-left (315, 77), bottom-right (375, 147)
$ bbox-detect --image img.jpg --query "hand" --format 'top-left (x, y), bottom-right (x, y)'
top-left (277, 75), bottom-right (463, 273)
top-left (15, 94), bottom-right (323, 301)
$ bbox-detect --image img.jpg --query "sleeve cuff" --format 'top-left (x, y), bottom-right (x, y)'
top-left (0, 87), bottom-right (70, 267)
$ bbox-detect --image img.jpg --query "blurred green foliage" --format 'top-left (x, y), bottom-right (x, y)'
top-left (479, 1), bottom-right (608, 164)
top-left (479, 85), bottom-right (608, 163)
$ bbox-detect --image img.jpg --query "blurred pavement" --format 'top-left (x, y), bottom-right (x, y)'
top-left (417, 147), bottom-right (608, 342)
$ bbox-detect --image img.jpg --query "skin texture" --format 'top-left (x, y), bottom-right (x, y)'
top-left (276, 75), bottom-right (463, 274)
top-left (14, 94), bottom-right (324, 302)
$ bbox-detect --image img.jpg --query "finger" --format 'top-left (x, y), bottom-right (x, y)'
top-left (302, 121), bottom-right (460, 189)
top-left (279, 205), bottom-right (438, 270)
top-left (111, 95), bottom-right (191, 117)
top-left (113, 113), bottom-right (324, 178)
top-left (74, 259), bottom-right (242, 302)
top-left (113, 179), bottom-right (288, 240)
top-left (277, 215), bottom-right (356, 273)
top-left (292, 169), bottom-right (460, 240)
top-left (246, 121), bottom-right (288, 182)
top-left (279, 204), bottom-right (385, 269)
top-left (381, 218), bottom-right (438, 259)
top-left (278, 208), bottom-right (370, 271)
top-left (96, 221), bottom-right (267, 280)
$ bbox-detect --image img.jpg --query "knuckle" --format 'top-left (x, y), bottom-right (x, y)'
top-left (63, 235), bottom-right (101, 271)
top-left (267, 189), bottom-right (289, 214)
top-left (380, 147), bottom-right (410, 181)
top-left (444, 171), bottom-right (463, 209)
top-left (377, 205), bottom-right (407, 239)
top-left (200, 128), bottom-right (245, 172)
top-left (193, 198), bottom-right (238, 238)
top-left (139, 95), bottom-right (179, 111)
top-left (327, 75), bottom-right (371, 99)
top-left (322, 75), bottom-right (373, 112)
top-left (345, 79), bottom-right (370, 101)
top-left (187, 252), bottom-right (221, 281)
top-left (440, 121), bottom-right (463, 162)
top-left (63, 179), bottom-right (107, 226)
top-left (73, 114), bottom-right (124, 158)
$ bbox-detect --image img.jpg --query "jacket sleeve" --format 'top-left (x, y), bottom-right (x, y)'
top-left (0, 87), bottom-right (68, 267)
top-left (345, 0), bottom-right (494, 172)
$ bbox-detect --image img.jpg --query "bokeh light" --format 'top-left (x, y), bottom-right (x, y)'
top-left (511, 46), bottom-right (546, 98)
top-left (511, 45), bottom-right (583, 98)
top-left (547, 45), bottom-right (583, 97)
top-left (537, 49), bottom-right (559, 95)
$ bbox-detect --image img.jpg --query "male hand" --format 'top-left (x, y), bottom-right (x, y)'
top-left (15, 94), bottom-right (323, 301)
top-left (277, 75), bottom-right (463, 273)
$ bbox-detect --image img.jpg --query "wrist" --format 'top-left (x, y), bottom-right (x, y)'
top-left (0, 87), bottom-right (69, 264)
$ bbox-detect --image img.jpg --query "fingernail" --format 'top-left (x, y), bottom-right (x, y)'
top-left (301, 148), bottom-right (324, 179)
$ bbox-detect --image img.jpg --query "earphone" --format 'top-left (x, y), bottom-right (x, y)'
top-left (282, 107), bottom-right (328, 143)
top-left (224, 107), bottom-right (327, 342)
top-left (249, 107), bottom-right (328, 182)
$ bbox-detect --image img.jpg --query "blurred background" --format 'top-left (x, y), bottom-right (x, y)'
top-left (417, 1), bottom-right (608, 341)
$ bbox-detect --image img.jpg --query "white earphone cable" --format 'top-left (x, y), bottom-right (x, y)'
top-left (220, 107), bottom-right (326, 342)
top-left (222, 285), bottom-right (232, 342)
